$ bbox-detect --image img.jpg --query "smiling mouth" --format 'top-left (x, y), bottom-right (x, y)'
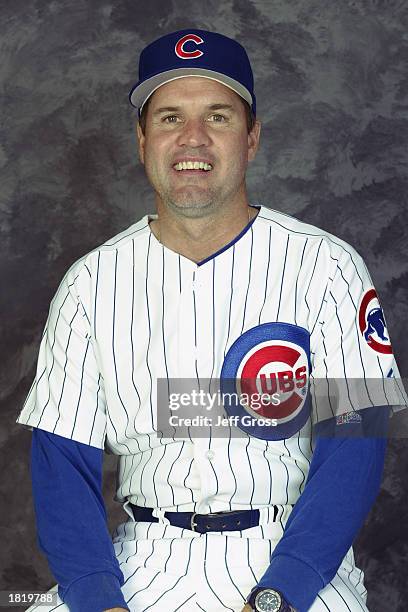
top-left (173, 161), bottom-right (213, 171)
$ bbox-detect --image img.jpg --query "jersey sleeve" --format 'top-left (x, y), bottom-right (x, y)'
top-left (16, 262), bottom-right (107, 449)
top-left (310, 244), bottom-right (408, 425)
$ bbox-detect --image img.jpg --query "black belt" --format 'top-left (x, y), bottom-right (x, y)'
top-left (130, 503), bottom-right (278, 534)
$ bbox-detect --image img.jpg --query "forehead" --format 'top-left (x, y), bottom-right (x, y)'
top-left (147, 76), bottom-right (244, 109)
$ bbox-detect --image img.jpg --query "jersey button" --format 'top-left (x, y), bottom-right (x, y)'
top-left (205, 450), bottom-right (215, 461)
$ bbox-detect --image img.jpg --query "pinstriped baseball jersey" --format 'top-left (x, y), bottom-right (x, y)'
top-left (16, 205), bottom-right (407, 517)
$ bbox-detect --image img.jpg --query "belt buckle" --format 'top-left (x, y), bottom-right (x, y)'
top-left (191, 510), bottom-right (241, 533)
top-left (190, 511), bottom-right (223, 532)
top-left (190, 512), bottom-right (198, 532)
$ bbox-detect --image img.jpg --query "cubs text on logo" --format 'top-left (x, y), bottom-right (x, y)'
top-left (220, 323), bottom-right (311, 440)
top-left (359, 288), bottom-right (392, 354)
top-left (175, 34), bottom-right (204, 59)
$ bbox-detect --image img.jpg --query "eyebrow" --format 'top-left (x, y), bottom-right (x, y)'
top-left (152, 103), bottom-right (236, 115)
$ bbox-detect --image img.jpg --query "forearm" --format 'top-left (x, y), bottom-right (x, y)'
top-left (31, 428), bottom-right (130, 612)
top-left (251, 411), bottom-right (388, 611)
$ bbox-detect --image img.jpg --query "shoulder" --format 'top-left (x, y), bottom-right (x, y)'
top-left (64, 214), bottom-right (152, 278)
top-left (97, 214), bottom-right (152, 252)
top-left (257, 205), bottom-right (367, 271)
top-left (52, 214), bottom-right (152, 306)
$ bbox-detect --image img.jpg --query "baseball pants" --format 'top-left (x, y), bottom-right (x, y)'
top-left (25, 508), bottom-right (369, 611)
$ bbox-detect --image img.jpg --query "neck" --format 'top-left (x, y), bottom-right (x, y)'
top-left (150, 205), bottom-right (256, 263)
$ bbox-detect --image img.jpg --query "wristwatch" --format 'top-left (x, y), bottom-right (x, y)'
top-left (247, 587), bottom-right (295, 612)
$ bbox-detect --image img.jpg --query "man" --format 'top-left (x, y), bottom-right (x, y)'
top-left (17, 29), bottom-right (407, 612)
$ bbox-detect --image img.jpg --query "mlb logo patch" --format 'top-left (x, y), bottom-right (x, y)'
top-left (336, 412), bottom-right (362, 426)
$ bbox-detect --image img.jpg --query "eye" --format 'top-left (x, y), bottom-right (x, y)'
top-left (208, 113), bottom-right (227, 122)
top-left (163, 115), bottom-right (180, 123)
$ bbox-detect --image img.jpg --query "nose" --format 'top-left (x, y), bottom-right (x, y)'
top-left (176, 118), bottom-right (212, 148)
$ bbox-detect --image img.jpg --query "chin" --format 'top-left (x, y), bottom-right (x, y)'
top-left (172, 203), bottom-right (216, 218)
top-left (165, 196), bottom-right (218, 218)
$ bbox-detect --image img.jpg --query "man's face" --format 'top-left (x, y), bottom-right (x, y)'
top-left (137, 77), bottom-right (260, 218)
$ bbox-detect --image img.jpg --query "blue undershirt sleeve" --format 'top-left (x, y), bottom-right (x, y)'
top-left (30, 428), bottom-right (130, 612)
top-left (252, 406), bottom-right (389, 612)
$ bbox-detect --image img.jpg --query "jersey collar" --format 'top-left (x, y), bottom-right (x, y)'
top-left (147, 205), bottom-right (261, 267)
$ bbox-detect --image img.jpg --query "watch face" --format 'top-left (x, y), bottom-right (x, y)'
top-left (254, 589), bottom-right (282, 612)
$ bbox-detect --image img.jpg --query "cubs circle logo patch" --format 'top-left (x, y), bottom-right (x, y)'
top-left (359, 288), bottom-right (392, 354)
top-left (220, 323), bottom-right (311, 440)
top-left (175, 34), bottom-right (204, 59)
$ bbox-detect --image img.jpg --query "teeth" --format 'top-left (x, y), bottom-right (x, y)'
top-left (174, 161), bottom-right (213, 171)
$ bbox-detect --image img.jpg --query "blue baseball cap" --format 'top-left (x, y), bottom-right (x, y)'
top-left (129, 29), bottom-right (256, 116)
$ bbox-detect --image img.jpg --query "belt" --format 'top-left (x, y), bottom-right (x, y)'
top-left (129, 503), bottom-right (278, 534)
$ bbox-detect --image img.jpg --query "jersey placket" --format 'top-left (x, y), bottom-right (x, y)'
top-left (177, 259), bottom-right (221, 513)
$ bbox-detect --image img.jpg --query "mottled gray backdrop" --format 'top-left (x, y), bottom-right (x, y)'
top-left (2, 1), bottom-right (408, 611)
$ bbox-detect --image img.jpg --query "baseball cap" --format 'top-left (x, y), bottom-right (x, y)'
top-left (129, 29), bottom-right (256, 116)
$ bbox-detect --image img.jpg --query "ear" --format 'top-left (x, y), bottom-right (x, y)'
top-left (247, 120), bottom-right (261, 162)
top-left (136, 121), bottom-right (145, 165)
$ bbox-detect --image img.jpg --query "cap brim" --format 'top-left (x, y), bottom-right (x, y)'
top-left (129, 68), bottom-right (253, 111)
